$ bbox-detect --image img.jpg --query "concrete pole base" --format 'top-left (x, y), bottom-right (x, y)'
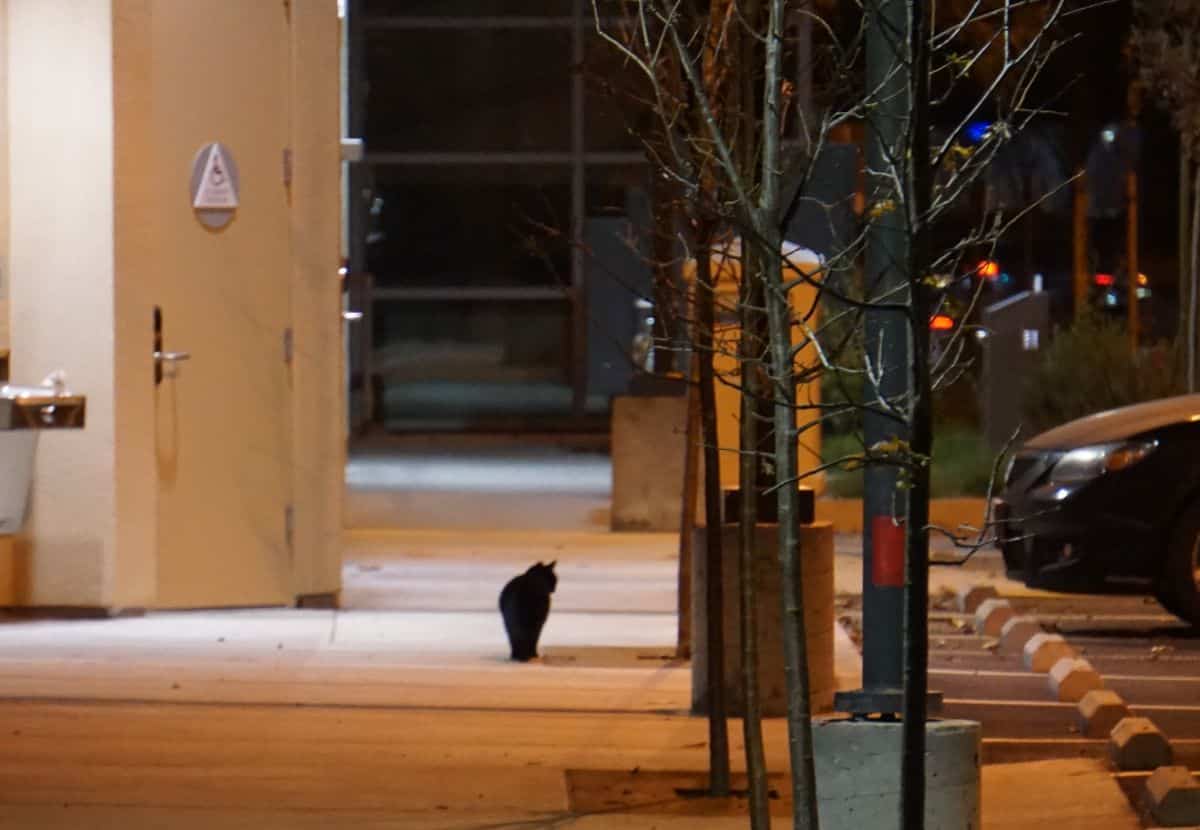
top-left (813, 717), bottom-right (981, 830)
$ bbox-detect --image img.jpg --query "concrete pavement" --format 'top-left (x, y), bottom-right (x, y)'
top-left (0, 524), bottom-right (1143, 828)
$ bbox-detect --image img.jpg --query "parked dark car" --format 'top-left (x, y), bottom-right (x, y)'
top-left (996, 395), bottom-right (1200, 626)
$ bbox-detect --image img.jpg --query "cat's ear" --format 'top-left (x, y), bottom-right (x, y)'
top-left (548, 560), bottom-right (557, 569)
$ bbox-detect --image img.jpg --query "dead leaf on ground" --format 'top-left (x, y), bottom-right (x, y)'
top-left (982, 639), bottom-right (1000, 651)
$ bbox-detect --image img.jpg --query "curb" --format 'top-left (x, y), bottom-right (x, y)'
top-left (1109, 716), bottom-right (1172, 771)
top-left (1143, 765), bottom-right (1200, 826)
top-left (1022, 632), bottom-right (1076, 673)
top-left (1077, 690), bottom-right (1130, 739)
top-left (959, 580), bottom-right (1198, 822)
top-left (1047, 656), bottom-right (1103, 702)
top-left (956, 584), bottom-right (998, 615)
top-left (973, 598), bottom-right (1015, 638)
top-left (998, 616), bottom-right (1043, 656)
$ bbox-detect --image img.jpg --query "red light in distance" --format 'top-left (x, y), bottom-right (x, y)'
top-left (930, 314), bottom-right (955, 331)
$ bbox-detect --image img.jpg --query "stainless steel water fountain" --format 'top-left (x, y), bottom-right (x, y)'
top-left (0, 369), bottom-right (86, 534)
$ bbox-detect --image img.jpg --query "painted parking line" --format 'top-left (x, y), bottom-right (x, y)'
top-left (932, 667), bottom-right (1200, 684)
top-left (947, 696), bottom-right (1200, 713)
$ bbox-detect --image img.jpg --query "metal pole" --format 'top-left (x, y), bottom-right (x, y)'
top-left (834, 0), bottom-right (908, 718)
top-left (902, 0), bottom-right (933, 822)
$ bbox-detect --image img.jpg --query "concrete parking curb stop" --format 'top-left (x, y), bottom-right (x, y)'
top-left (998, 616), bottom-right (1043, 656)
top-left (1143, 765), bottom-right (1200, 827)
top-left (956, 581), bottom-right (1197, 821)
top-left (1048, 656), bottom-right (1104, 702)
top-left (1022, 632), bottom-right (1076, 672)
top-left (1109, 717), bottom-right (1173, 771)
top-left (957, 584), bottom-right (998, 615)
top-left (813, 718), bottom-right (981, 829)
top-left (1076, 689), bottom-right (1132, 739)
top-left (974, 597), bottom-right (1015, 637)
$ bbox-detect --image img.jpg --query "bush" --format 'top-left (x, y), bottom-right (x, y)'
top-left (822, 423), bottom-right (995, 498)
top-left (1021, 311), bottom-right (1183, 435)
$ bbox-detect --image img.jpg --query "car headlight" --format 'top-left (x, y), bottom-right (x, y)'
top-left (1048, 440), bottom-right (1157, 485)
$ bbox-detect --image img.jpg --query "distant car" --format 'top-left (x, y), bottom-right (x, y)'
top-left (1090, 269), bottom-right (1153, 324)
top-left (996, 395), bottom-right (1200, 626)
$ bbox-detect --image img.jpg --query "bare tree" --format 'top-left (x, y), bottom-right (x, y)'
top-left (591, 1), bottom-right (1084, 827)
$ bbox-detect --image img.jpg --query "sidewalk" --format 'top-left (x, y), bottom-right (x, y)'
top-left (0, 526), bottom-right (1141, 828)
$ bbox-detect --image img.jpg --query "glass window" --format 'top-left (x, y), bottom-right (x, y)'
top-left (366, 165), bottom-right (573, 288)
top-left (365, 29), bottom-right (572, 152)
top-left (583, 35), bottom-right (652, 152)
top-left (585, 165), bottom-right (649, 219)
top-left (364, 0), bottom-right (573, 16)
top-left (374, 299), bottom-right (571, 377)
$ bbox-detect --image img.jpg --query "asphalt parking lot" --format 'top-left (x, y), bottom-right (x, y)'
top-left (838, 548), bottom-right (1200, 824)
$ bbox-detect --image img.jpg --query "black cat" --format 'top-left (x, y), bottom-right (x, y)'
top-left (499, 560), bottom-right (557, 662)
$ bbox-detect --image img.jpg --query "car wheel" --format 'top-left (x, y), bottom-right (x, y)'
top-left (1154, 584), bottom-right (1191, 623)
top-left (1158, 503), bottom-right (1200, 627)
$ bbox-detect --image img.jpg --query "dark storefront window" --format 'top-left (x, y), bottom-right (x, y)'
top-left (367, 166), bottom-right (573, 289)
top-left (351, 2), bottom-right (648, 430)
top-left (365, 29), bottom-right (572, 153)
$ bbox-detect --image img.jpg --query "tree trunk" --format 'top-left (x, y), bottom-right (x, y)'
top-left (1178, 148), bottom-right (1191, 389)
top-left (1191, 163), bottom-right (1200, 392)
top-left (764, 234), bottom-right (819, 830)
top-left (677, 349), bottom-right (701, 659)
top-left (902, 1), bottom-right (933, 827)
top-left (695, 241), bottom-right (731, 797)
top-left (762, 0), bottom-right (819, 826)
top-left (738, 244), bottom-right (771, 830)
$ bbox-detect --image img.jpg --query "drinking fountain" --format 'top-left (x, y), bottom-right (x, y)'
top-left (0, 367), bottom-right (86, 535)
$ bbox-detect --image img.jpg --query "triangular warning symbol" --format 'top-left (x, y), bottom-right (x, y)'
top-left (193, 144), bottom-right (239, 210)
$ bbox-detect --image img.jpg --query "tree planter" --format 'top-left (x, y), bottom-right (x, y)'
top-left (610, 392), bottom-right (689, 532)
top-left (691, 520), bottom-right (835, 716)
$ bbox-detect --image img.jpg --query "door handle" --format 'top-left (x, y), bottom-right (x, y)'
top-left (155, 350), bottom-right (191, 380)
top-left (342, 311), bottom-right (363, 322)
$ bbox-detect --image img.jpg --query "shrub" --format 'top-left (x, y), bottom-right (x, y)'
top-left (822, 423), bottom-right (995, 497)
top-left (1021, 311), bottom-right (1183, 435)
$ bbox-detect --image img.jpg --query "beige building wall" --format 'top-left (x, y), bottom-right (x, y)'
top-left (110, 0), bottom-right (159, 608)
top-left (0, 0), bottom-right (8, 353)
top-left (7, 0), bottom-right (116, 605)
top-left (3, 0), bottom-right (342, 608)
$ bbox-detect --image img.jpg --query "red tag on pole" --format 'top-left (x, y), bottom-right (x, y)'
top-left (871, 516), bottom-right (906, 588)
